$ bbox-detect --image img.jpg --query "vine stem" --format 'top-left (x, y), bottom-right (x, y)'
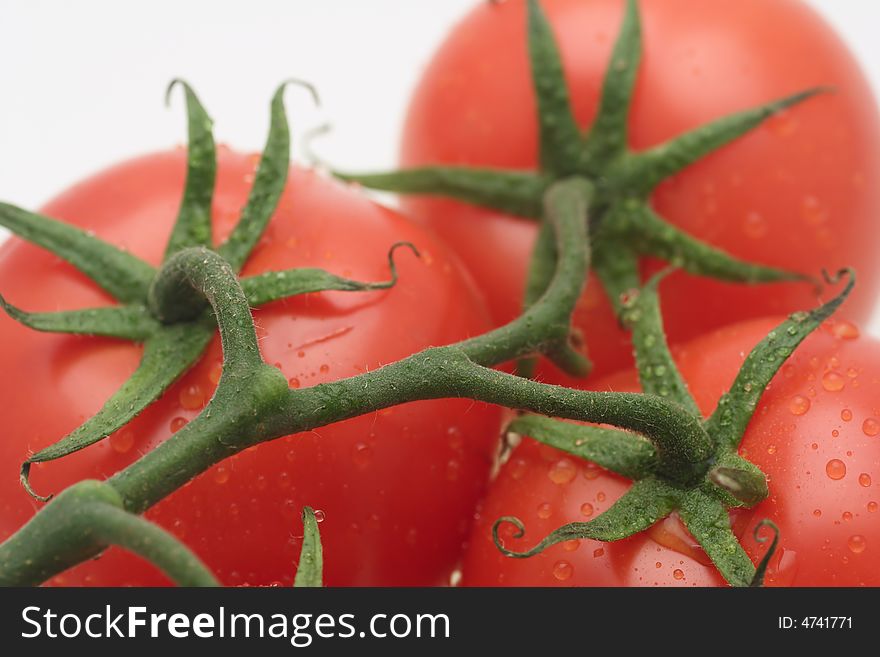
top-left (0, 178), bottom-right (714, 585)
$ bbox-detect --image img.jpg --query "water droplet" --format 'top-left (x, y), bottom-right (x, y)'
top-left (842, 511), bottom-right (853, 522)
top-left (673, 569), bottom-right (685, 581)
top-left (832, 429), bottom-right (840, 438)
top-left (831, 320), bottom-right (860, 340)
top-left (841, 408), bottom-right (853, 422)
top-left (596, 491), bottom-right (606, 502)
top-left (562, 540), bottom-right (580, 552)
top-left (319, 364), bottom-right (330, 374)
top-left (352, 442), bottom-right (373, 468)
top-left (655, 562), bottom-right (662, 569)
top-left (582, 463), bottom-right (600, 480)
top-left (822, 371), bottom-right (845, 392)
top-left (593, 548), bottom-right (605, 558)
top-left (580, 502), bottom-right (594, 517)
top-left (179, 384), bottom-right (205, 410)
top-left (767, 444), bottom-right (777, 455)
top-left (859, 473), bottom-right (872, 487)
top-left (552, 560), bottom-right (573, 581)
top-left (209, 362), bottom-right (223, 385)
top-left (743, 212), bottom-right (767, 239)
top-left (548, 458), bottom-right (577, 485)
top-left (289, 377), bottom-right (301, 389)
top-left (847, 535), bottom-right (866, 554)
top-left (110, 431), bottom-right (134, 454)
top-left (170, 417), bottom-right (188, 433)
top-left (813, 509), bottom-right (822, 517)
top-left (826, 459), bottom-right (847, 480)
top-left (863, 418), bottom-right (880, 436)
top-left (213, 466), bottom-right (230, 484)
top-left (868, 501), bottom-right (878, 513)
top-left (789, 395), bottom-right (811, 416)
top-left (446, 459), bottom-right (461, 482)
top-left (509, 458), bottom-right (528, 481)
top-left (537, 503), bottom-right (552, 519)
top-left (314, 509), bottom-right (325, 523)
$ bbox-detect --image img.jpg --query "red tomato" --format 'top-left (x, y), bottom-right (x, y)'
top-left (461, 316), bottom-right (880, 586)
top-left (0, 148), bottom-right (501, 586)
top-left (400, 0), bottom-right (880, 379)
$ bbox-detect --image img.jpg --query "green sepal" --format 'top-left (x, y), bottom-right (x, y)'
top-left (623, 88), bottom-right (830, 196)
top-left (0, 298), bottom-right (157, 341)
top-left (335, 167), bottom-right (547, 219)
top-left (163, 80), bottom-right (217, 258)
top-left (620, 268), bottom-right (699, 414)
top-left (21, 319), bottom-right (214, 501)
top-left (582, 0), bottom-right (640, 165)
top-left (218, 81), bottom-right (313, 272)
top-left (0, 202), bottom-right (155, 303)
top-left (241, 242), bottom-right (417, 307)
top-left (508, 414), bottom-right (655, 480)
top-left (293, 506), bottom-right (324, 588)
top-left (493, 477), bottom-right (677, 557)
top-left (526, 0), bottom-right (582, 174)
top-left (677, 489), bottom-right (756, 588)
top-left (705, 270), bottom-right (855, 449)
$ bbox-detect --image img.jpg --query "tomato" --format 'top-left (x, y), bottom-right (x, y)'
top-left (0, 148), bottom-right (501, 586)
top-left (461, 315), bottom-right (880, 586)
top-left (400, 0), bottom-right (880, 379)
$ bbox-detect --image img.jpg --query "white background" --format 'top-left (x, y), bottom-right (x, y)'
top-left (0, 0), bottom-right (878, 320)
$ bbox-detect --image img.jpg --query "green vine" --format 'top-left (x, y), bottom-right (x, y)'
top-left (0, 0), bottom-right (851, 588)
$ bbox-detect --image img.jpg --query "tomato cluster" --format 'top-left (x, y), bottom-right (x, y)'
top-left (0, 0), bottom-right (879, 587)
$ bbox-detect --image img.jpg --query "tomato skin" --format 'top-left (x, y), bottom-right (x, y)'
top-left (0, 148), bottom-right (502, 586)
top-left (401, 0), bottom-right (880, 379)
top-left (461, 316), bottom-right (880, 586)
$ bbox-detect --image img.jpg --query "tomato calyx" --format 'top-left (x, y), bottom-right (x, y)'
top-left (493, 268), bottom-right (855, 586)
top-left (0, 81), bottom-right (413, 502)
top-left (331, 0), bottom-right (822, 374)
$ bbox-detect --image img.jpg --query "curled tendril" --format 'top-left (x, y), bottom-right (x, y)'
top-left (492, 516), bottom-right (584, 558)
top-left (374, 242), bottom-right (420, 290)
top-left (749, 519), bottom-right (781, 588)
top-left (301, 122), bottom-right (335, 169)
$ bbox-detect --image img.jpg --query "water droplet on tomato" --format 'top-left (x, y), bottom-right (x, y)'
top-left (209, 362), bottom-right (223, 385)
top-left (826, 459), bottom-right (847, 480)
top-left (170, 417), bottom-right (188, 433)
top-left (822, 371), bottom-right (845, 392)
top-left (314, 509), bottom-right (325, 523)
top-left (179, 384), bottom-right (205, 410)
top-left (655, 562), bottom-right (662, 569)
top-left (446, 459), bottom-right (461, 482)
top-left (789, 395), bottom-right (811, 416)
top-left (831, 320), bottom-right (860, 340)
top-left (110, 431), bottom-right (134, 454)
top-left (742, 212), bottom-right (767, 239)
top-left (319, 364), bottom-right (330, 374)
top-left (213, 466), bottom-right (230, 484)
top-left (859, 473), bottom-right (872, 487)
top-left (842, 511), bottom-right (853, 522)
top-left (868, 502), bottom-right (878, 513)
top-left (841, 408), bottom-right (853, 422)
top-left (582, 463), bottom-right (600, 480)
top-left (673, 569), bottom-right (685, 581)
top-left (847, 535), bottom-right (866, 554)
top-left (536, 502), bottom-right (552, 519)
top-left (548, 458), bottom-right (577, 485)
top-left (596, 492), bottom-right (606, 502)
top-left (509, 458), bottom-right (527, 481)
top-left (562, 540), bottom-right (580, 552)
top-left (580, 502), bottom-right (594, 517)
top-left (593, 548), bottom-right (605, 558)
top-left (862, 418), bottom-right (880, 436)
top-left (289, 377), bottom-right (301, 389)
top-left (352, 442), bottom-right (373, 468)
top-left (813, 509), bottom-right (822, 517)
top-left (552, 560), bottom-right (573, 581)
